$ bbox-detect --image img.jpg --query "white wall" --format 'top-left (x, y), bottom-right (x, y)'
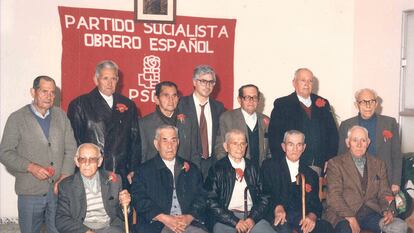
top-left (1, 0), bottom-right (412, 219)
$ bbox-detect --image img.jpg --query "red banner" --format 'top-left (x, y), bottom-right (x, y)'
top-left (58, 6), bottom-right (235, 116)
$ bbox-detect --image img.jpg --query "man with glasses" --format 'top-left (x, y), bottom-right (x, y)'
top-left (0, 76), bottom-right (77, 233)
top-left (140, 81), bottom-right (197, 164)
top-left (215, 84), bottom-right (270, 167)
top-left (268, 68), bottom-right (338, 176)
top-left (178, 65), bottom-right (225, 179)
top-left (56, 143), bottom-right (131, 233)
top-left (338, 88), bottom-right (402, 194)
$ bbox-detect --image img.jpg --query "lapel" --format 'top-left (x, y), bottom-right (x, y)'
top-left (24, 105), bottom-right (49, 143)
top-left (154, 155), bottom-right (175, 192)
top-left (209, 98), bottom-right (220, 147)
top-left (343, 153), bottom-right (364, 197)
top-left (73, 172), bottom-right (87, 218)
top-left (224, 157), bottom-right (236, 192)
top-left (289, 92), bottom-right (306, 122)
top-left (99, 170), bottom-right (111, 215)
top-left (365, 155), bottom-right (377, 200)
top-left (256, 113), bottom-right (266, 160)
top-left (375, 115), bottom-right (384, 154)
top-left (234, 109), bottom-right (250, 155)
top-left (174, 157), bottom-right (184, 188)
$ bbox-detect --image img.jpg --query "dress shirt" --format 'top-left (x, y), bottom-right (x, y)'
top-left (286, 157), bottom-right (300, 182)
top-left (162, 158), bottom-right (176, 177)
top-left (193, 94), bottom-right (213, 157)
top-left (30, 103), bottom-right (50, 119)
top-left (241, 109), bottom-right (258, 131)
top-left (227, 156), bottom-right (253, 211)
top-left (98, 91), bottom-right (113, 108)
top-left (297, 94), bottom-right (312, 108)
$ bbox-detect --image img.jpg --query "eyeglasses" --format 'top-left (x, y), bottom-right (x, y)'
top-left (357, 99), bottom-right (377, 106)
top-left (229, 142), bottom-right (247, 148)
top-left (196, 79), bottom-right (216, 86)
top-left (77, 157), bottom-right (100, 164)
top-left (241, 96), bottom-right (259, 102)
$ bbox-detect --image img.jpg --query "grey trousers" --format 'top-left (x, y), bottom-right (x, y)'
top-left (213, 212), bottom-right (276, 233)
top-left (161, 225), bottom-right (208, 233)
top-left (95, 225), bottom-right (124, 233)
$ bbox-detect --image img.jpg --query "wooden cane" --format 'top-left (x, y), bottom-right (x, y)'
top-left (123, 204), bottom-right (129, 233)
top-left (296, 173), bottom-right (306, 221)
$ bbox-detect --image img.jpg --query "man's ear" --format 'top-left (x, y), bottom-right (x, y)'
top-left (30, 88), bottom-right (36, 99)
top-left (223, 142), bottom-right (228, 153)
top-left (93, 76), bottom-right (99, 86)
top-left (153, 139), bottom-right (159, 151)
top-left (345, 138), bottom-right (350, 148)
top-left (74, 157), bottom-right (80, 168)
top-left (97, 157), bottom-right (103, 167)
top-left (281, 142), bottom-right (286, 153)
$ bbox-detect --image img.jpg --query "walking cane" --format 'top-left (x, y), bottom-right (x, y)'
top-left (296, 173), bottom-right (306, 221)
top-left (244, 187), bottom-right (249, 219)
top-left (123, 204), bottom-right (129, 233)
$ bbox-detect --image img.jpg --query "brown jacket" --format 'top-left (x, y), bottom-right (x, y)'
top-left (325, 152), bottom-right (392, 226)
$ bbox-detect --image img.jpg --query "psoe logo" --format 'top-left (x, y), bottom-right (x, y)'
top-left (129, 55), bottom-right (160, 102)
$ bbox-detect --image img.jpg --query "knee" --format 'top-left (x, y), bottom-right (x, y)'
top-left (380, 218), bottom-right (408, 233)
top-left (334, 220), bottom-right (352, 233)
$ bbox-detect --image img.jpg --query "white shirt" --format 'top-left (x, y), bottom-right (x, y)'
top-left (297, 94), bottom-right (312, 108)
top-left (286, 157), bottom-right (300, 182)
top-left (99, 90), bottom-right (113, 108)
top-left (241, 109), bottom-right (257, 131)
top-left (162, 158), bottom-right (176, 177)
top-left (227, 156), bottom-right (253, 212)
top-left (193, 93), bottom-right (213, 157)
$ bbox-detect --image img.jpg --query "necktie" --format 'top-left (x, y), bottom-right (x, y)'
top-left (199, 103), bottom-right (209, 159)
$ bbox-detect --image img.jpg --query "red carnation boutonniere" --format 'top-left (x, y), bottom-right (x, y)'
top-left (182, 161), bottom-right (190, 172)
top-left (107, 171), bottom-right (118, 184)
top-left (305, 183), bottom-right (312, 193)
top-left (315, 98), bottom-right (326, 108)
top-left (46, 166), bottom-right (55, 177)
top-left (385, 195), bottom-right (395, 212)
top-left (116, 103), bottom-right (128, 113)
top-left (262, 117), bottom-right (270, 127)
top-left (235, 168), bottom-right (244, 182)
top-left (177, 114), bottom-right (186, 123)
top-left (383, 130), bottom-right (393, 143)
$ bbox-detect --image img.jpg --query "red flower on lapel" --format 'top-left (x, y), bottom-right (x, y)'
top-left (383, 130), bottom-right (393, 142)
top-left (182, 161), bottom-right (190, 172)
top-left (385, 195), bottom-right (395, 203)
top-left (262, 117), bottom-right (270, 127)
top-left (107, 171), bottom-right (118, 184)
top-left (315, 98), bottom-right (326, 108)
top-left (116, 103), bottom-right (128, 113)
top-left (305, 183), bottom-right (312, 193)
top-left (235, 168), bottom-right (244, 182)
top-left (46, 166), bottom-right (55, 177)
top-left (177, 114), bottom-right (186, 123)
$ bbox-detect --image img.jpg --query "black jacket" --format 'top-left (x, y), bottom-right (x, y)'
top-left (204, 156), bottom-right (269, 227)
top-left (131, 155), bottom-right (207, 233)
top-left (67, 88), bottom-right (141, 187)
top-left (261, 157), bottom-right (322, 223)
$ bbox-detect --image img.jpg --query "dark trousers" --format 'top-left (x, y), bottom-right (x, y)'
top-left (334, 212), bottom-right (382, 233)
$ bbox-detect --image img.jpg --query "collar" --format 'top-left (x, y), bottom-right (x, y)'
top-left (98, 90), bottom-right (114, 107)
top-left (81, 172), bottom-right (100, 194)
top-left (351, 154), bottom-right (367, 165)
top-left (30, 103), bottom-right (50, 119)
top-left (241, 108), bottom-right (257, 122)
top-left (193, 93), bottom-right (209, 106)
top-left (228, 156), bottom-right (245, 170)
top-left (296, 94), bottom-right (312, 107)
top-left (162, 157), bottom-right (176, 175)
top-left (286, 157), bottom-right (300, 182)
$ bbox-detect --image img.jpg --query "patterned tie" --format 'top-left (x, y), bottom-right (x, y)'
top-left (199, 103), bottom-right (209, 159)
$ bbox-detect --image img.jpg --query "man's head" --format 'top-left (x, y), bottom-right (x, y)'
top-left (192, 65), bottom-right (216, 100)
top-left (223, 129), bottom-right (247, 162)
top-left (94, 60), bottom-right (119, 96)
top-left (281, 130), bottom-right (306, 162)
top-left (154, 125), bottom-right (179, 161)
top-left (30, 76), bottom-right (56, 115)
top-left (74, 143), bottom-right (103, 179)
top-left (293, 68), bottom-right (313, 98)
top-left (154, 81), bottom-right (179, 116)
top-left (346, 126), bottom-right (370, 158)
top-left (237, 84), bottom-right (260, 115)
top-left (354, 88), bottom-right (378, 120)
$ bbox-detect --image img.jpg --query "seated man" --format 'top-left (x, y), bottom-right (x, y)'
top-left (204, 129), bottom-right (275, 233)
top-left (325, 126), bottom-right (407, 233)
top-left (132, 125), bottom-right (208, 233)
top-left (261, 130), bottom-right (333, 233)
top-left (56, 143), bottom-right (131, 233)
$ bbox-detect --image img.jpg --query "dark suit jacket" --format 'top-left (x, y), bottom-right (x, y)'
top-left (268, 92), bottom-right (338, 168)
top-left (338, 114), bottom-right (402, 186)
top-left (131, 155), bottom-right (207, 233)
top-left (67, 88), bottom-right (141, 186)
top-left (261, 157), bottom-right (322, 223)
top-left (139, 111), bottom-right (197, 164)
top-left (56, 170), bottom-right (125, 233)
top-left (325, 152), bottom-right (392, 227)
top-left (215, 108), bottom-right (271, 166)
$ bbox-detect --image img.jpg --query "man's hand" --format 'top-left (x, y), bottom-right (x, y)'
top-left (127, 171), bottom-right (134, 184)
top-left (235, 219), bottom-right (250, 233)
top-left (299, 213), bottom-right (317, 233)
top-left (391, 184), bottom-right (400, 194)
top-left (274, 205), bottom-right (287, 226)
top-left (27, 163), bottom-right (50, 180)
top-left (119, 189), bottom-right (131, 207)
top-left (53, 174), bottom-right (70, 195)
top-left (176, 214), bottom-right (194, 229)
top-left (85, 230), bottom-right (95, 233)
top-left (244, 218), bottom-right (255, 232)
top-left (154, 214), bottom-right (186, 233)
top-left (383, 210), bottom-right (394, 225)
top-left (345, 217), bottom-right (361, 233)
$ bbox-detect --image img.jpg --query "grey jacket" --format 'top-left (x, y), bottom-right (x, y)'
top-left (0, 105), bottom-right (76, 195)
top-left (338, 115), bottom-right (402, 186)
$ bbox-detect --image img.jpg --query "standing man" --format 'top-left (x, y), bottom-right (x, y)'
top-left (140, 81), bottom-right (196, 164)
top-left (0, 76), bottom-right (77, 233)
top-left (204, 129), bottom-right (275, 233)
top-left (178, 65), bottom-right (225, 178)
top-left (67, 60), bottom-right (141, 188)
top-left (132, 125), bottom-right (208, 233)
top-left (325, 126), bottom-right (407, 233)
top-left (215, 84), bottom-right (270, 167)
top-left (268, 68), bottom-right (338, 175)
top-left (261, 130), bottom-right (333, 233)
top-left (338, 88), bottom-right (402, 194)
